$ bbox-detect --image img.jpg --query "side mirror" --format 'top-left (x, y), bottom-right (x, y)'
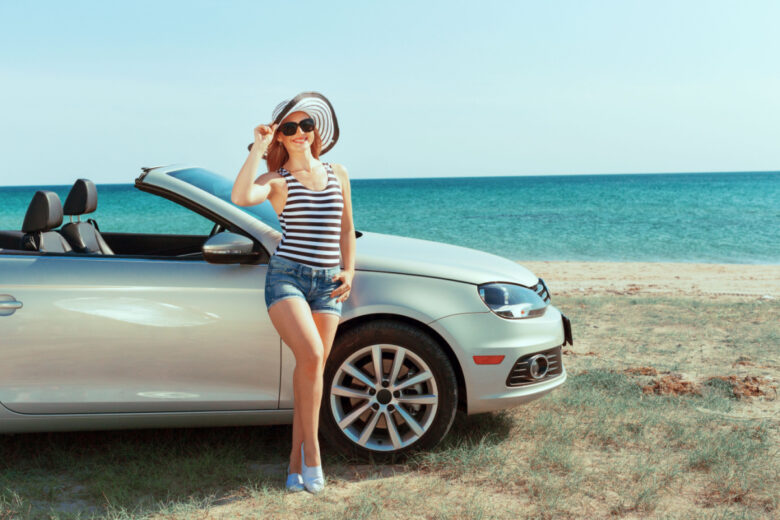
top-left (202, 232), bottom-right (260, 264)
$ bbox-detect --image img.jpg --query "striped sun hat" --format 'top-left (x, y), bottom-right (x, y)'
top-left (271, 91), bottom-right (339, 155)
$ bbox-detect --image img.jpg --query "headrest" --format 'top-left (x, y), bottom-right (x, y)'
top-left (63, 178), bottom-right (98, 215)
top-left (22, 191), bottom-right (64, 233)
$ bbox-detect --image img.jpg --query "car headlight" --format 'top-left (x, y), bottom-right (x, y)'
top-left (478, 282), bottom-right (548, 319)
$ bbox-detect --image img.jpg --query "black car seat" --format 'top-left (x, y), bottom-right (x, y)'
top-left (21, 191), bottom-right (73, 252)
top-left (60, 179), bottom-right (114, 255)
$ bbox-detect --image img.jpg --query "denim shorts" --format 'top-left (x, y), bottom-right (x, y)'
top-left (264, 254), bottom-right (343, 317)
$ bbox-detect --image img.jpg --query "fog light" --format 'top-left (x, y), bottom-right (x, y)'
top-left (527, 354), bottom-right (549, 379)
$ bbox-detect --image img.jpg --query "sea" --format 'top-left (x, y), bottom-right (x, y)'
top-left (1, 171), bottom-right (778, 264)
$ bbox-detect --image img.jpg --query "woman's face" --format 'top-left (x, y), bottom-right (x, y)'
top-left (277, 111), bottom-right (315, 153)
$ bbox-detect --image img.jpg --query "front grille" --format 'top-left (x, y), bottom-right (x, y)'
top-left (534, 279), bottom-right (551, 303)
top-left (506, 346), bottom-right (563, 387)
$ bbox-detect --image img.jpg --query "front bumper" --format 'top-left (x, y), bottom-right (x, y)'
top-left (429, 306), bottom-right (570, 414)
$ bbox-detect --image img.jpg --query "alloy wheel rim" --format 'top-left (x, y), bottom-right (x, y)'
top-left (330, 344), bottom-right (439, 452)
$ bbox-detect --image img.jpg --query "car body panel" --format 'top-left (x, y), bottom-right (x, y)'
top-left (138, 166), bottom-right (539, 287)
top-left (0, 164), bottom-right (568, 439)
top-left (0, 254), bottom-right (280, 413)
top-left (0, 404), bottom-right (293, 434)
top-left (429, 305), bottom-right (566, 414)
top-left (352, 231), bottom-right (538, 287)
top-left (341, 270), bottom-right (488, 324)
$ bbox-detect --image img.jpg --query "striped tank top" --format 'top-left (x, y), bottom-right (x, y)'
top-left (273, 162), bottom-right (344, 268)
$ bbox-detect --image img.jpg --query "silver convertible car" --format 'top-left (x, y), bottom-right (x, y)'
top-left (0, 165), bottom-right (572, 458)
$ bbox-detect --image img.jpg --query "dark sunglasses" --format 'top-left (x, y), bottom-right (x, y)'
top-left (278, 118), bottom-right (315, 136)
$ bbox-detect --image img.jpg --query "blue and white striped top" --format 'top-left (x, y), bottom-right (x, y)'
top-left (273, 162), bottom-right (344, 268)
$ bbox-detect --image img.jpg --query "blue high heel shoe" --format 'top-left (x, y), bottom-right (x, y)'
top-left (286, 465), bottom-right (304, 492)
top-left (301, 443), bottom-right (325, 493)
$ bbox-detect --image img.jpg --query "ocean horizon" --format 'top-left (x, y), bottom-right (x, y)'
top-left (2, 171), bottom-right (778, 264)
top-left (3, 169), bottom-right (779, 188)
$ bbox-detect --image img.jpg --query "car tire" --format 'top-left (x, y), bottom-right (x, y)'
top-left (320, 319), bottom-right (458, 461)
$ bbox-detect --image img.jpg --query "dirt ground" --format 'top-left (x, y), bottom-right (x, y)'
top-left (2, 262), bottom-right (777, 519)
top-left (522, 260), bottom-right (779, 425)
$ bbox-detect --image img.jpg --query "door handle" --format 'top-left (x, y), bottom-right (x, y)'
top-left (0, 294), bottom-right (23, 316)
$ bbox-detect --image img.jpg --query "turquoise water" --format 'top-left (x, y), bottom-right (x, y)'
top-left (2, 171), bottom-right (778, 263)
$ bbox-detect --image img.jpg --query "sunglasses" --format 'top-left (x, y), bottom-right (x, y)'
top-left (278, 118), bottom-right (315, 136)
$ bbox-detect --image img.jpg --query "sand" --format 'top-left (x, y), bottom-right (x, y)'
top-left (518, 261), bottom-right (780, 297)
top-left (519, 260), bottom-right (780, 425)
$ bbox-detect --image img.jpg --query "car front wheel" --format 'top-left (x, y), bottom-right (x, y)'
top-left (320, 319), bottom-right (458, 460)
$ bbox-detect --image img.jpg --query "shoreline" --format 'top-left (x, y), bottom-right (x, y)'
top-left (516, 260), bottom-right (780, 297)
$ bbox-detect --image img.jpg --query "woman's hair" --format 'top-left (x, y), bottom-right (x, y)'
top-left (265, 127), bottom-right (322, 172)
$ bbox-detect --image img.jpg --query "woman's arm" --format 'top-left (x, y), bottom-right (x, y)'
top-left (231, 124), bottom-right (276, 206)
top-left (331, 163), bottom-right (356, 302)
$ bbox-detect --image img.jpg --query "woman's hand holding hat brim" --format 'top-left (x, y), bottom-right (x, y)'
top-left (246, 92), bottom-right (338, 155)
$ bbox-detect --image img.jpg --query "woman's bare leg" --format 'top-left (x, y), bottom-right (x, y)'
top-left (306, 312), bottom-right (340, 464)
top-left (268, 297), bottom-right (326, 469)
top-left (288, 311), bottom-right (338, 473)
top-left (312, 312), bottom-right (340, 362)
top-left (289, 379), bottom-right (304, 473)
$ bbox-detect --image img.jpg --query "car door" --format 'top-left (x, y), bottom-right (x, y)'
top-left (0, 252), bottom-right (279, 414)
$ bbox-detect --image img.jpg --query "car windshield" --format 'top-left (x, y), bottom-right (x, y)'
top-left (165, 167), bottom-right (282, 231)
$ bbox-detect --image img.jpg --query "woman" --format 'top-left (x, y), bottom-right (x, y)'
top-left (231, 92), bottom-right (356, 494)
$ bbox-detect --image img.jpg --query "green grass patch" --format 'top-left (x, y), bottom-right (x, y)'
top-left (1, 294), bottom-right (777, 519)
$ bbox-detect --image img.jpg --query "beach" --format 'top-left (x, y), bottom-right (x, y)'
top-left (2, 173), bottom-right (779, 517)
top-left (4, 0), bottom-right (779, 514)
top-left (523, 260), bottom-right (779, 416)
top-left (2, 172), bottom-right (779, 518)
top-left (522, 260), bottom-right (780, 297)
top-left (202, 261), bottom-right (779, 518)
top-left (2, 261), bottom-right (778, 518)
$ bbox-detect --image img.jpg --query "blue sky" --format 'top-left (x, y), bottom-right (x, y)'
top-left (1, 0), bottom-right (778, 185)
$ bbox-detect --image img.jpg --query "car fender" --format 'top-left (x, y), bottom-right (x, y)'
top-left (339, 269), bottom-right (486, 324)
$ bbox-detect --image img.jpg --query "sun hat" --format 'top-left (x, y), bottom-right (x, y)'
top-left (251, 91), bottom-right (339, 157)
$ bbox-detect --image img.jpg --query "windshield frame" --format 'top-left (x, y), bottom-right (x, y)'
top-left (164, 167), bottom-right (282, 232)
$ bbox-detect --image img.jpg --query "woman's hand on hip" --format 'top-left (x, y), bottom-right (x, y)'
top-left (331, 269), bottom-right (354, 303)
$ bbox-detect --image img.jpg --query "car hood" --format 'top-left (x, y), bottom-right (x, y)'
top-left (355, 231), bottom-right (538, 286)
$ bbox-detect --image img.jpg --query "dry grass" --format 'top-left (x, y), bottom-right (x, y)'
top-left (1, 294), bottom-right (777, 519)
